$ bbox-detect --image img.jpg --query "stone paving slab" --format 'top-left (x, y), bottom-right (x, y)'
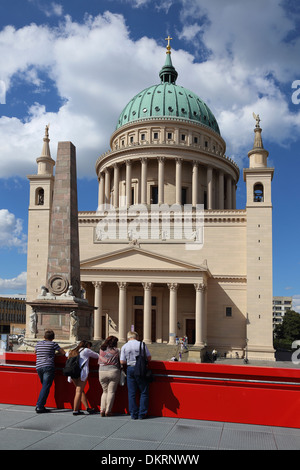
top-left (0, 403), bottom-right (300, 451)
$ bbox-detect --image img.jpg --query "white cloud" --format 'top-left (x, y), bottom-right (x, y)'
top-left (28, 0), bottom-right (63, 17)
top-left (178, 0), bottom-right (300, 81)
top-left (293, 296), bottom-right (300, 314)
top-left (0, 5), bottom-right (300, 179)
top-left (0, 13), bottom-right (164, 178)
top-left (0, 271), bottom-right (27, 293)
top-left (178, 24), bottom-right (202, 42)
top-left (0, 209), bottom-right (27, 252)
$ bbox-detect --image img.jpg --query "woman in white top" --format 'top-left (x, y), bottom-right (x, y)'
top-left (66, 340), bottom-right (99, 415)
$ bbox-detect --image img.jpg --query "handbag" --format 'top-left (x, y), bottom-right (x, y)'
top-left (134, 342), bottom-right (154, 382)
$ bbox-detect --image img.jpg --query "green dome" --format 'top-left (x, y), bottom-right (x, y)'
top-left (116, 51), bottom-right (220, 135)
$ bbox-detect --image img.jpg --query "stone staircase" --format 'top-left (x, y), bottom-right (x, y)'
top-left (146, 343), bottom-right (188, 361)
top-left (94, 341), bottom-right (190, 362)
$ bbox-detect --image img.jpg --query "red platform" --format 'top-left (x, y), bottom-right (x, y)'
top-left (1, 352), bottom-right (300, 428)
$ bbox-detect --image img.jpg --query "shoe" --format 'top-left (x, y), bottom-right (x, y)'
top-left (73, 410), bottom-right (84, 416)
top-left (87, 408), bottom-right (96, 414)
top-left (105, 412), bottom-right (112, 417)
top-left (131, 415), bottom-right (138, 420)
top-left (139, 415), bottom-right (147, 420)
top-left (100, 411), bottom-right (105, 417)
top-left (35, 407), bottom-right (50, 413)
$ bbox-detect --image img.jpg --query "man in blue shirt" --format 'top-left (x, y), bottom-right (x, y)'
top-left (120, 331), bottom-right (151, 420)
top-left (35, 330), bottom-right (65, 413)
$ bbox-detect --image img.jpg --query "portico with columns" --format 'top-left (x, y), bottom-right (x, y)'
top-left (80, 247), bottom-right (209, 347)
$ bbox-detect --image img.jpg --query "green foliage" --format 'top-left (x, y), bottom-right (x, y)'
top-left (274, 310), bottom-right (300, 350)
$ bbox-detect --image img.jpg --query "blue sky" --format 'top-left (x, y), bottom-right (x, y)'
top-left (0, 0), bottom-right (300, 312)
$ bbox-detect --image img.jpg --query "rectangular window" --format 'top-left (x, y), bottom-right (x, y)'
top-left (151, 186), bottom-right (158, 204)
top-left (134, 296), bottom-right (143, 305)
top-left (225, 307), bottom-right (232, 317)
top-left (182, 187), bottom-right (187, 205)
top-left (153, 132), bottom-right (159, 140)
top-left (167, 132), bottom-right (173, 140)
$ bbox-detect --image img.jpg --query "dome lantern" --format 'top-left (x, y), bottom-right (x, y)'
top-left (159, 36), bottom-right (178, 84)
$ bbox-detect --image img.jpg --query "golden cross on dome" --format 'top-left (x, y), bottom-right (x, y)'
top-left (165, 35), bottom-right (173, 54)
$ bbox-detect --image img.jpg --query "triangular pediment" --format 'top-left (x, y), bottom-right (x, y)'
top-left (81, 246), bottom-right (208, 272)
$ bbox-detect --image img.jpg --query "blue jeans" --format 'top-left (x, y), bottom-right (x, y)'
top-left (126, 366), bottom-right (149, 419)
top-left (36, 366), bottom-right (55, 409)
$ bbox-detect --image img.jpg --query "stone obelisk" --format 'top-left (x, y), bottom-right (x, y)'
top-left (27, 141), bottom-right (95, 346)
top-left (46, 142), bottom-right (81, 299)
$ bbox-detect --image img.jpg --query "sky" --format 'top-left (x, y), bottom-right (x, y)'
top-left (0, 0), bottom-right (299, 312)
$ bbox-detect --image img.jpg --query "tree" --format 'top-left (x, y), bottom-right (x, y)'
top-left (274, 310), bottom-right (300, 350)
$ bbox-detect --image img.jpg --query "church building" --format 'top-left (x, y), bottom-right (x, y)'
top-left (26, 39), bottom-right (275, 360)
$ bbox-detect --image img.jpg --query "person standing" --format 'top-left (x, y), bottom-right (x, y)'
top-left (120, 331), bottom-right (151, 420)
top-left (98, 336), bottom-right (121, 417)
top-left (66, 340), bottom-right (99, 415)
top-left (35, 330), bottom-right (65, 413)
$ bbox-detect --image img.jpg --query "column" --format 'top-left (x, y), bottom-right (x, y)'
top-left (207, 167), bottom-right (213, 210)
top-left (175, 158), bottom-right (182, 205)
top-left (93, 281), bottom-right (104, 340)
top-left (104, 168), bottom-right (111, 205)
top-left (126, 161), bottom-right (132, 206)
top-left (226, 175), bottom-right (232, 209)
top-left (194, 283), bottom-right (207, 347)
top-left (98, 172), bottom-right (105, 208)
top-left (158, 157), bottom-right (165, 205)
top-left (143, 282), bottom-right (153, 344)
top-left (140, 157), bottom-right (147, 205)
top-left (113, 164), bottom-right (119, 208)
top-left (117, 282), bottom-right (127, 342)
top-left (168, 283), bottom-right (179, 344)
top-left (218, 171), bottom-right (224, 210)
top-left (192, 161), bottom-right (199, 207)
top-left (232, 181), bottom-right (236, 209)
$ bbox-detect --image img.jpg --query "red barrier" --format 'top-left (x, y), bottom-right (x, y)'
top-left (1, 352), bottom-right (300, 428)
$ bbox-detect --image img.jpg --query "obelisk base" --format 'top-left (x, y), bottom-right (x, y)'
top-left (25, 294), bottom-right (96, 349)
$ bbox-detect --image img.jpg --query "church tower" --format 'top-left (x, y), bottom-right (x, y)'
top-left (243, 115), bottom-right (275, 360)
top-left (26, 126), bottom-right (55, 336)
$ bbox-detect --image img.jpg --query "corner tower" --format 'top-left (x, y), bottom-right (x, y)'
top-left (244, 114), bottom-right (275, 360)
top-left (26, 126), bottom-right (55, 336)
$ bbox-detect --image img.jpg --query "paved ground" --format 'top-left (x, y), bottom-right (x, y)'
top-left (1, 402), bottom-right (300, 451)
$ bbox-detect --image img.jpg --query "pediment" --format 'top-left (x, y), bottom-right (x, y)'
top-left (81, 246), bottom-right (208, 272)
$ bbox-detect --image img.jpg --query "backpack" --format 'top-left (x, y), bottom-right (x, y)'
top-left (63, 354), bottom-right (83, 379)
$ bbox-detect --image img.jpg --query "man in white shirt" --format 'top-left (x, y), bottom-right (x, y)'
top-left (120, 331), bottom-right (151, 420)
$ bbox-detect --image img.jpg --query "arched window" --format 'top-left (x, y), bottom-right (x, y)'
top-left (253, 183), bottom-right (264, 202)
top-left (36, 188), bottom-right (44, 205)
